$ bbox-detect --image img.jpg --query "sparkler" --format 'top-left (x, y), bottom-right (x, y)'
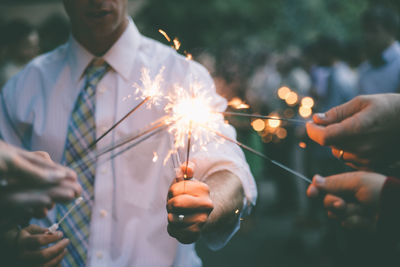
top-left (165, 82), bottom-right (223, 158)
top-left (89, 67), bottom-right (165, 148)
top-left (48, 197), bottom-right (83, 233)
top-left (211, 129), bottom-right (312, 184)
top-left (222, 111), bottom-right (306, 124)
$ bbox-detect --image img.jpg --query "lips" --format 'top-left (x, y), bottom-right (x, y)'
top-left (86, 10), bottom-right (112, 18)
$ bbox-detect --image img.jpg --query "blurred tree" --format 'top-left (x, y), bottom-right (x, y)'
top-left (135, 0), bottom-right (370, 54)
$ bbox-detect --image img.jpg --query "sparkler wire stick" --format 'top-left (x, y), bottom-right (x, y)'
top-left (212, 130), bottom-right (312, 184)
top-left (184, 121), bottom-right (193, 179)
top-left (88, 96), bottom-right (151, 149)
top-left (69, 116), bottom-right (168, 170)
top-left (222, 111), bottom-right (306, 124)
top-left (48, 197), bottom-right (83, 233)
top-left (53, 118), bottom-right (172, 233)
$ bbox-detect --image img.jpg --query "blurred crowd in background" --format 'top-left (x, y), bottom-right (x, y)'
top-left (1, 0), bottom-right (400, 266)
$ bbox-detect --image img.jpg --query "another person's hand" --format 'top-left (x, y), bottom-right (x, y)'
top-left (3, 224), bottom-right (69, 267)
top-left (307, 171), bottom-right (386, 230)
top-left (0, 141), bottom-right (81, 220)
top-left (167, 164), bottom-right (214, 244)
top-left (306, 94), bottom-right (400, 170)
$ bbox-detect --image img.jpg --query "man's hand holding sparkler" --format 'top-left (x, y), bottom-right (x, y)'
top-left (306, 94), bottom-right (400, 171)
top-left (2, 224), bottom-right (69, 266)
top-left (167, 163), bottom-right (245, 248)
top-left (167, 164), bottom-right (214, 244)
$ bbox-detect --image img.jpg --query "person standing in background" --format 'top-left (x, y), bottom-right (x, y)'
top-left (358, 5), bottom-right (400, 95)
top-left (0, 20), bottom-right (40, 88)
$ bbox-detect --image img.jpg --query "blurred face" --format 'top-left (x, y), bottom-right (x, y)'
top-left (363, 23), bottom-right (393, 57)
top-left (63, 0), bottom-right (128, 39)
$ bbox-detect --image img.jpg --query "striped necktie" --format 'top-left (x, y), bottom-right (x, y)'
top-left (59, 58), bottom-right (110, 266)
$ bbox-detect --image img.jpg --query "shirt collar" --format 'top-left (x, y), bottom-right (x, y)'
top-left (67, 17), bottom-right (141, 83)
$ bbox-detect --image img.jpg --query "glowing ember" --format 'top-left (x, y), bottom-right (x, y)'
top-left (152, 152), bottom-right (158, 163)
top-left (173, 37), bottom-right (181, 51)
top-left (228, 97), bottom-right (250, 110)
top-left (251, 119), bottom-right (265, 132)
top-left (165, 82), bottom-right (223, 155)
top-left (158, 29), bottom-right (171, 42)
top-left (301, 97), bottom-right (314, 108)
top-left (299, 106), bottom-right (312, 118)
top-left (277, 86), bottom-right (291, 100)
top-left (185, 52), bottom-right (193, 60)
top-left (285, 92), bottom-right (298, 106)
top-left (299, 142), bottom-right (307, 149)
top-left (134, 67), bottom-right (165, 107)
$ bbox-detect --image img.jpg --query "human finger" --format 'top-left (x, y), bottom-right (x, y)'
top-left (312, 173), bottom-right (359, 197)
top-left (46, 182), bottom-right (82, 203)
top-left (306, 183), bottom-right (320, 198)
top-left (312, 96), bottom-right (365, 126)
top-left (23, 239), bottom-right (69, 263)
top-left (7, 155), bottom-right (75, 187)
top-left (323, 194), bottom-right (346, 211)
top-left (1, 191), bottom-right (53, 211)
top-left (331, 147), bottom-right (371, 166)
top-left (168, 212), bottom-right (209, 227)
top-left (167, 223), bottom-right (202, 244)
top-left (21, 231), bottom-right (63, 250)
top-left (42, 249), bottom-right (67, 267)
top-left (168, 180), bottom-right (210, 198)
top-left (306, 119), bottom-right (359, 147)
top-left (176, 162), bottom-right (195, 180)
top-left (167, 194), bottom-right (214, 213)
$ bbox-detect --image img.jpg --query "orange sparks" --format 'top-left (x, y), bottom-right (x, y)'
top-left (158, 29), bottom-right (171, 42)
top-left (185, 52), bottom-right (193, 60)
top-left (173, 37), bottom-right (181, 51)
top-left (299, 142), bottom-right (307, 149)
top-left (228, 97), bottom-right (250, 110)
top-left (133, 67), bottom-right (165, 107)
top-left (152, 152), bottom-right (158, 162)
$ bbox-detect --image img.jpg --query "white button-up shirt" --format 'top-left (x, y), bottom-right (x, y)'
top-left (0, 18), bottom-right (256, 267)
top-left (358, 41), bottom-right (400, 95)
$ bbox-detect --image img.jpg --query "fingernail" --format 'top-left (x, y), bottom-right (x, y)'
top-left (308, 186), bottom-right (319, 197)
top-left (315, 113), bottom-right (326, 120)
top-left (57, 231), bottom-right (63, 238)
top-left (314, 175), bottom-right (325, 185)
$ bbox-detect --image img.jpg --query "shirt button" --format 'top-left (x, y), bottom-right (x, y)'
top-left (96, 251), bottom-right (103, 259)
top-left (100, 209), bottom-right (108, 218)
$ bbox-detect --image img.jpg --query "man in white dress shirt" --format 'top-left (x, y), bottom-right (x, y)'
top-left (0, 0), bottom-right (256, 266)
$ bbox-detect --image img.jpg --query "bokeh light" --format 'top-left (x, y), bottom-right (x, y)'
top-left (277, 86), bottom-right (291, 100)
top-left (251, 119), bottom-right (266, 132)
top-left (276, 127), bottom-right (287, 139)
top-left (285, 92), bottom-right (298, 106)
top-left (299, 106), bottom-right (312, 118)
top-left (301, 97), bottom-right (314, 108)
